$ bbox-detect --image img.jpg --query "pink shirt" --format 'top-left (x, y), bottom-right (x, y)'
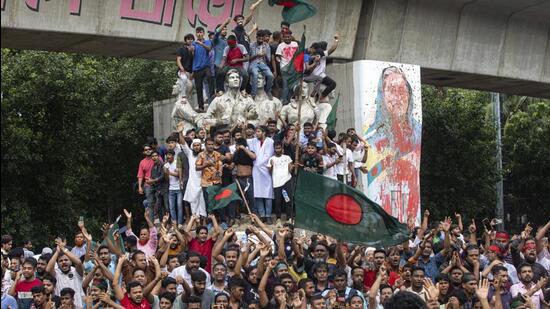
top-left (126, 226), bottom-right (158, 257)
top-left (137, 157), bottom-right (155, 182)
top-left (510, 282), bottom-right (544, 309)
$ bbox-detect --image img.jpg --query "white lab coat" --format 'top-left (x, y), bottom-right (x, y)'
top-left (248, 137), bottom-right (275, 199)
top-left (182, 143), bottom-right (207, 216)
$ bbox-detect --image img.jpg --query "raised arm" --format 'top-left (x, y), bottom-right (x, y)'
top-left (212, 228), bottom-right (235, 263)
top-left (123, 209), bottom-right (133, 233)
top-left (259, 259), bottom-right (276, 307)
top-left (441, 216), bottom-right (452, 256)
top-left (46, 240), bottom-right (62, 276)
top-left (250, 214), bottom-right (273, 238)
top-left (112, 255), bottom-right (127, 301)
top-left (143, 257), bottom-right (163, 297)
top-left (208, 214), bottom-right (221, 241)
top-left (536, 220), bottom-right (550, 253)
top-left (455, 213), bottom-right (464, 233)
top-left (234, 241), bottom-right (251, 278)
top-left (244, 0), bottom-right (262, 26)
top-left (368, 267), bottom-right (385, 309)
top-left (335, 240), bottom-right (347, 269)
top-left (468, 219), bottom-right (477, 245)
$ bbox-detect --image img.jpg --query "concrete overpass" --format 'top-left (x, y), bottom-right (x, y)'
top-left (2, 0), bottom-right (550, 97)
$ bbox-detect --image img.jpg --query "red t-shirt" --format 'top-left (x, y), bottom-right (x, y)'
top-left (120, 294), bottom-right (151, 309)
top-left (15, 279), bottom-right (42, 307)
top-left (189, 238), bottom-right (214, 272)
top-left (226, 46), bottom-right (245, 68)
top-left (363, 270), bottom-right (400, 290)
top-left (137, 157), bottom-right (155, 182)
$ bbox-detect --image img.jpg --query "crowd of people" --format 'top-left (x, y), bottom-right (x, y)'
top-left (2, 3), bottom-right (550, 309)
top-left (2, 207), bottom-right (549, 309)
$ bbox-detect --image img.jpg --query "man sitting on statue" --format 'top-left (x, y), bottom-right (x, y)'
top-left (217, 35), bottom-right (249, 92)
top-left (249, 30), bottom-right (274, 100)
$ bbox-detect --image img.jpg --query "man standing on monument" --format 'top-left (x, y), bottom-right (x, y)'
top-left (192, 27), bottom-right (213, 112)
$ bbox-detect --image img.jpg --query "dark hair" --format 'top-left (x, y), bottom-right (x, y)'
top-left (147, 136), bottom-right (158, 146)
top-left (195, 225), bottom-right (208, 235)
top-left (215, 292), bottom-right (229, 302)
top-left (42, 274), bottom-right (56, 285)
top-left (517, 262), bottom-right (532, 273)
top-left (184, 33), bottom-right (195, 41)
top-left (411, 266), bottom-right (425, 275)
top-left (166, 149), bottom-right (175, 156)
top-left (22, 257), bottom-right (37, 268)
top-left (246, 123), bottom-right (256, 130)
top-left (379, 284), bottom-right (393, 293)
top-left (9, 247), bottom-right (24, 259)
top-left (273, 31), bottom-right (281, 40)
top-left (97, 245), bottom-right (110, 253)
top-left (162, 277), bottom-right (177, 288)
top-left (196, 27), bottom-right (205, 33)
top-left (60, 287), bottom-right (75, 298)
top-left (303, 122), bottom-right (313, 128)
top-left (383, 291), bottom-right (426, 309)
top-left (374, 249), bottom-right (387, 257)
top-left (31, 285), bottom-right (46, 294)
top-left (313, 262), bottom-right (329, 273)
top-left (187, 295), bottom-right (202, 304)
top-left (132, 250), bottom-right (146, 261)
top-left (298, 278), bottom-right (314, 289)
top-left (279, 273), bottom-right (293, 281)
top-left (38, 253), bottom-right (52, 263)
top-left (435, 273), bottom-right (450, 283)
top-left (160, 292), bottom-right (176, 304)
top-left (187, 251), bottom-right (201, 259)
top-left (333, 268), bottom-right (347, 279)
top-left (492, 265), bottom-right (508, 275)
top-left (280, 21), bottom-right (290, 28)
top-left (256, 29), bottom-right (265, 37)
top-left (151, 150), bottom-right (159, 156)
top-left (306, 141), bottom-right (317, 148)
top-left (256, 125), bottom-right (267, 133)
top-left (191, 270), bottom-right (207, 282)
top-left (127, 281), bottom-right (143, 291)
top-left (274, 141), bottom-right (283, 148)
top-left (2, 235), bottom-right (13, 245)
top-left (235, 137), bottom-right (248, 147)
top-left (228, 277), bottom-right (246, 290)
top-left (227, 34), bottom-right (237, 41)
top-left (462, 273), bottom-right (476, 284)
top-left (204, 137), bottom-right (214, 144)
top-left (233, 15), bottom-right (244, 21)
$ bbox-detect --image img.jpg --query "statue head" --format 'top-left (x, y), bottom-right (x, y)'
top-left (292, 81), bottom-right (309, 99)
top-left (225, 69), bottom-right (242, 90)
top-left (257, 72), bottom-right (266, 89)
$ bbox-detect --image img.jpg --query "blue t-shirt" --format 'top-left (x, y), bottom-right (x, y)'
top-left (192, 40), bottom-right (212, 72)
top-left (1, 294), bottom-right (17, 309)
top-left (212, 30), bottom-right (228, 67)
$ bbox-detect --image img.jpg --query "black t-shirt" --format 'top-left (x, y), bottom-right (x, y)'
top-left (233, 25), bottom-right (250, 52)
top-left (177, 46), bottom-right (193, 72)
top-left (233, 148), bottom-right (254, 167)
top-left (270, 42), bottom-right (280, 74)
top-left (215, 145), bottom-right (232, 184)
top-left (302, 153), bottom-right (322, 173)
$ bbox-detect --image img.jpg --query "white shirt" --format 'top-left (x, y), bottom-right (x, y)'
top-left (352, 143), bottom-right (366, 168)
top-left (164, 161), bottom-right (180, 190)
top-left (276, 41), bottom-right (299, 68)
top-left (335, 144), bottom-right (353, 175)
top-left (55, 267), bottom-right (84, 307)
top-left (311, 56), bottom-right (327, 78)
top-left (169, 266), bottom-right (211, 294)
top-left (322, 154), bottom-right (338, 179)
top-left (267, 155), bottom-right (292, 188)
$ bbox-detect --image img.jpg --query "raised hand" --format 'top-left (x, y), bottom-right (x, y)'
top-left (267, 259), bottom-right (278, 270)
top-left (441, 216), bottom-right (452, 232)
top-left (475, 278), bottom-right (490, 300)
top-left (468, 219), bottom-right (476, 234)
top-left (259, 243), bottom-right (271, 257)
top-left (123, 209), bottom-right (132, 219)
top-left (423, 278), bottom-right (439, 301)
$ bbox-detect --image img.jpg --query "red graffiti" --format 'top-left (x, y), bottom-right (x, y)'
top-left (185, 0), bottom-right (245, 31)
top-left (119, 0), bottom-right (175, 25)
top-left (23, 0), bottom-right (82, 14)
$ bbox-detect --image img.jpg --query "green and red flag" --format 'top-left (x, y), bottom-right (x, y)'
top-left (326, 93), bottom-right (340, 131)
top-left (294, 171), bottom-right (409, 246)
top-left (207, 182), bottom-right (242, 211)
top-left (268, 0), bottom-right (317, 24)
top-left (281, 31), bottom-right (306, 93)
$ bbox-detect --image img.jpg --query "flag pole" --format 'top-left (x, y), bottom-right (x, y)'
top-left (294, 25), bottom-right (307, 173)
top-left (235, 180), bottom-right (252, 215)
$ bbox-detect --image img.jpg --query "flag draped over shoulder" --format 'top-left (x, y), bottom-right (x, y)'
top-left (294, 170), bottom-right (410, 246)
top-left (207, 183), bottom-right (241, 211)
top-left (326, 93), bottom-right (340, 131)
top-left (268, 0), bottom-right (317, 24)
top-left (281, 31), bottom-right (306, 93)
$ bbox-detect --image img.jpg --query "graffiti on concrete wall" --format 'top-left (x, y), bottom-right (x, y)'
top-left (2, 0), bottom-right (245, 30)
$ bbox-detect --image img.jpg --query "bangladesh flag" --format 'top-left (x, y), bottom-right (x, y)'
top-left (206, 182), bottom-right (242, 211)
top-left (268, 0), bottom-right (317, 24)
top-left (294, 171), bottom-right (410, 246)
top-left (326, 93), bottom-right (340, 131)
top-left (281, 31), bottom-right (306, 93)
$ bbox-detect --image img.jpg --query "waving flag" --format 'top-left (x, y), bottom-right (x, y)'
top-left (268, 0), bottom-right (317, 24)
top-left (281, 31), bottom-right (306, 93)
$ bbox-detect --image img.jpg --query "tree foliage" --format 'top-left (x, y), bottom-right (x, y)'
top-left (1, 50), bottom-right (174, 246)
top-left (420, 86), bottom-right (498, 222)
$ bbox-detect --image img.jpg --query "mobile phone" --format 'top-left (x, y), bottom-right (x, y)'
top-left (482, 218), bottom-right (492, 231)
top-left (79, 216), bottom-right (84, 223)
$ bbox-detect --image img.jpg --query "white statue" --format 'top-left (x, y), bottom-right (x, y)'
top-left (254, 73), bottom-right (283, 125)
top-left (171, 96), bottom-right (202, 133)
top-left (278, 81), bottom-right (317, 129)
top-left (204, 69), bottom-right (258, 126)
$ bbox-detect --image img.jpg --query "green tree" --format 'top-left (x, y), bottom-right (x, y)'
top-left (1, 50), bottom-right (174, 246)
top-left (420, 86), bottom-right (498, 223)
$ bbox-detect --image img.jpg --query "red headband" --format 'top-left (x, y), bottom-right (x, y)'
top-left (523, 243), bottom-right (536, 251)
top-left (227, 39), bottom-right (237, 45)
top-left (495, 232), bottom-right (509, 240)
top-left (488, 245), bottom-right (502, 255)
